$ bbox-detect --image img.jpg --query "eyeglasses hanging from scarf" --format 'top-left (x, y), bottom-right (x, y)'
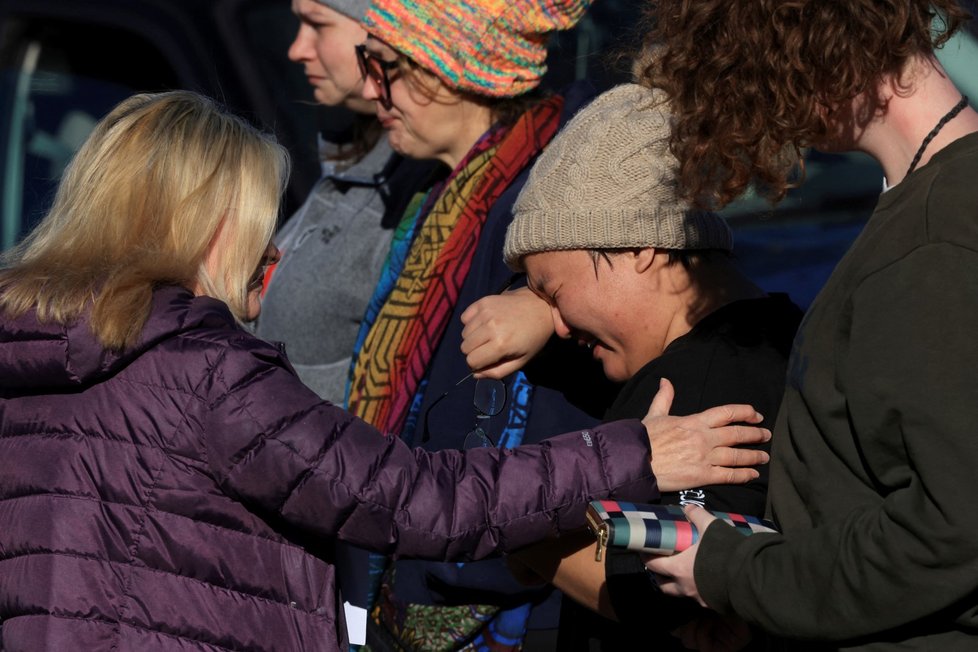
top-left (422, 374), bottom-right (507, 448)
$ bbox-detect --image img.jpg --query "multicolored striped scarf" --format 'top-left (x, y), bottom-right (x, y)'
top-left (346, 96), bottom-right (564, 437)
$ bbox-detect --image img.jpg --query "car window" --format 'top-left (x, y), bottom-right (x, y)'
top-left (0, 17), bottom-right (179, 250)
top-left (0, 0), bottom-right (311, 253)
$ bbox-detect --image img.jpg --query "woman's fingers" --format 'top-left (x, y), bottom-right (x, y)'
top-left (696, 403), bottom-right (765, 428)
top-left (643, 405), bottom-right (771, 491)
top-left (709, 443), bottom-right (770, 468)
top-left (645, 377), bottom-right (676, 418)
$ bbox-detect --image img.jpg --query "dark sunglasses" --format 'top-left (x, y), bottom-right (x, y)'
top-left (422, 374), bottom-right (508, 449)
top-left (355, 43), bottom-right (398, 111)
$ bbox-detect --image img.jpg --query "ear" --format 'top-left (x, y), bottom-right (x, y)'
top-left (633, 247), bottom-right (657, 274)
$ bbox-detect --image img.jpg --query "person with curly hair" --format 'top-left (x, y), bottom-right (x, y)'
top-left (641, 1), bottom-right (978, 649)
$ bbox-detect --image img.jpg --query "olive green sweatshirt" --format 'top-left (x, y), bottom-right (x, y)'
top-left (697, 132), bottom-right (978, 650)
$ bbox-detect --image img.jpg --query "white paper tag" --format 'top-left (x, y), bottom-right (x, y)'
top-left (344, 601), bottom-right (367, 646)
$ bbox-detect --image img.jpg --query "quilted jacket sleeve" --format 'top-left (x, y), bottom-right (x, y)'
top-left (199, 336), bottom-right (658, 561)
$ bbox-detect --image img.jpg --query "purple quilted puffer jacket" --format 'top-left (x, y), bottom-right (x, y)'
top-left (0, 286), bottom-right (657, 651)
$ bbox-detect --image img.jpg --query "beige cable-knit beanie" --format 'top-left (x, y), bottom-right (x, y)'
top-left (504, 84), bottom-right (732, 270)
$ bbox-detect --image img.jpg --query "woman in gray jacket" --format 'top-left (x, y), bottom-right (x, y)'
top-left (255, 0), bottom-right (433, 404)
top-left (0, 90), bottom-right (769, 651)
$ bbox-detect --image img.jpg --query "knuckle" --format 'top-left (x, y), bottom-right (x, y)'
top-left (736, 425), bottom-right (755, 442)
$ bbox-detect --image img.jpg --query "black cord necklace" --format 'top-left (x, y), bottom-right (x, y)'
top-left (905, 95), bottom-right (969, 178)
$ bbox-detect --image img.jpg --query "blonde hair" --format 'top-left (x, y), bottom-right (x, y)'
top-left (0, 91), bottom-right (288, 350)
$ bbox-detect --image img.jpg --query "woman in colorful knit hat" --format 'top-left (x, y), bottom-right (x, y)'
top-left (254, 0), bottom-right (432, 405)
top-left (344, 0), bottom-right (647, 648)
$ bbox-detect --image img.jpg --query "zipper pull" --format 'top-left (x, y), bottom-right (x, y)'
top-left (595, 526), bottom-right (608, 562)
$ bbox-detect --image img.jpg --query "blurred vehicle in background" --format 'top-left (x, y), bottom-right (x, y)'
top-left (1, 0), bottom-right (975, 307)
top-left (0, 0), bottom-right (322, 251)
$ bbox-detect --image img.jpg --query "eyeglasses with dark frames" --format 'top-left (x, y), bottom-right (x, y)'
top-left (422, 374), bottom-right (507, 450)
top-left (355, 43), bottom-right (398, 111)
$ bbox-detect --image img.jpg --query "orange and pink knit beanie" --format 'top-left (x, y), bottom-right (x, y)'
top-left (362, 0), bottom-right (591, 98)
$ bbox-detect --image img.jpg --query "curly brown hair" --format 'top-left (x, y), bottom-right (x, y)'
top-left (638, 0), bottom-right (972, 209)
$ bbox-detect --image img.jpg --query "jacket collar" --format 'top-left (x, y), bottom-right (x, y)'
top-left (0, 285), bottom-right (234, 390)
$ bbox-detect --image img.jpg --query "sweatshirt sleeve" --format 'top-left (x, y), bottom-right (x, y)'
top-left (200, 343), bottom-right (658, 561)
top-left (696, 243), bottom-right (978, 641)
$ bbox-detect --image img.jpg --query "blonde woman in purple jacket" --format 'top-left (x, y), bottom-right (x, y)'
top-left (0, 91), bottom-right (770, 652)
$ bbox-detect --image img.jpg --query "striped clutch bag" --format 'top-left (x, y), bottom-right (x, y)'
top-left (585, 500), bottom-right (777, 561)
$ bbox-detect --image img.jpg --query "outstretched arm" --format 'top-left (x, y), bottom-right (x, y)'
top-left (201, 339), bottom-right (656, 561)
top-left (203, 344), bottom-right (769, 563)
